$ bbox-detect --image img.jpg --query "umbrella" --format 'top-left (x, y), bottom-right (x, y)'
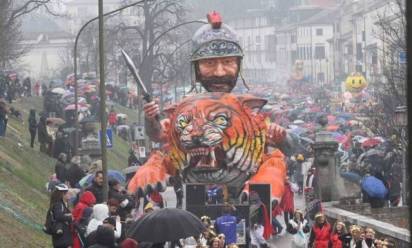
top-left (79, 170), bottom-right (125, 187)
top-left (293, 119), bottom-right (305, 125)
top-left (289, 127), bottom-right (307, 136)
top-left (64, 103), bottom-right (90, 111)
top-left (51, 87), bottom-right (66, 95)
top-left (327, 115), bottom-right (336, 123)
top-left (361, 138), bottom-right (382, 149)
top-left (361, 176), bottom-right (388, 199)
top-left (127, 208), bottom-right (206, 243)
top-left (340, 171), bottom-right (362, 183)
top-left (326, 125), bottom-right (339, 131)
top-left (47, 117), bottom-right (66, 125)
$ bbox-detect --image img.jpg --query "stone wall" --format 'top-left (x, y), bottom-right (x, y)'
top-left (323, 201), bottom-right (410, 248)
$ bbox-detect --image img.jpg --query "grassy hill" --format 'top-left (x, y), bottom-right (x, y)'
top-left (0, 96), bottom-right (134, 247)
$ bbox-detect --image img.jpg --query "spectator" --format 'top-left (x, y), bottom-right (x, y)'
top-left (55, 153), bottom-right (69, 183)
top-left (348, 225), bottom-right (363, 248)
top-left (271, 200), bottom-right (283, 236)
top-left (107, 199), bottom-right (123, 240)
top-left (108, 107), bottom-right (117, 129)
top-left (86, 171), bottom-right (104, 203)
top-left (67, 156), bottom-right (86, 188)
top-left (48, 183), bottom-right (73, 248)
top-left (89, 225), bottom-right (117, 248)
top-left (121, 238), bottom-right (138, 248)
top-left (362, 228), bottom-right (377, 248)
top-left (330, 221), bottom-right (351, 248)
top-left (287, 209), bottom-right (309, 248)
top-left (53, 131), bottom-right (68, 159)
top-left (0, 102), bottom-right (7, 137)
top-left (308, 213), bottom-right (331, 248)
top-left (28, 109), bottom-right (37, 147)
top-left (23, 77), bottom-right (31, 97)
top-left (38, 115), bottom-right (51, 153)
top-left (34, 81), bottom-right (41, 96)
top-left (86, 204), bottom-right (109, 236)
top-left (280, 177), bottom-right (296, 226)
top-left (249, 191), bottom-right (271, 248)
top-left (72, 191), bottom-right (96, 248)
top-left (214, 204), bottom-right (238, 245)
top-left (128, 150), bottom-right (142, 167)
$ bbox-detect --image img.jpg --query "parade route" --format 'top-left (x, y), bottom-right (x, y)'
top-left (161, 186), bottom-right (306, 247)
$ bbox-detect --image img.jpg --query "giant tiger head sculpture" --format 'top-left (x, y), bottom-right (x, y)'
top-left (164, 93), bottom-right (268, 189)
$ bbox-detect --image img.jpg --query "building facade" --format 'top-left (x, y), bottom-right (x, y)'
top-left (227, 10), bottom-right (278, 85)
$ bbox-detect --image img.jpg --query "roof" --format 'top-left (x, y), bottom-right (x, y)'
top-left (21, 13), bottom-right (64, 34)
top-left (298, 7), bottom-right (338, 26)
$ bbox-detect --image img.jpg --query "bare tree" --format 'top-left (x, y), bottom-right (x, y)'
top-left (120, 0), bottom-right (190, 93)
top-left (368, 0), bottom-right (406, 136)
top-left (0, 0), bottom-right (57, 69)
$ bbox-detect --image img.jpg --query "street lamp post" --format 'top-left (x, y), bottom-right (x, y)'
top-left (394, 105), bottom-right (408, 206)
top-left (73, 0), bottom-right (145, 155)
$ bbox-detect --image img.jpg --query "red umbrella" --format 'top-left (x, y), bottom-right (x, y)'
top-left (326, 125), bottom-right (339, 131)
top-left (361, 138), bottom-right (382, 149)
top-left (327, 115), bottom-right (336, 124)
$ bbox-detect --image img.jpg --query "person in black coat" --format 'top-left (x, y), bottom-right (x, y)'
top-left (28, 109), bottom-right (37, 147)
top-left (38, 115), bottom-right (51, 153)
top-left (49, 183), bottom-right (73, 248)
top-left (86, 171), bottom-right (104, 203)
top-left (55, 153), bottom-right (68, 183)
top-left (67, 157), bottom-right (86, 188)
top-left (87, 223), bottom-right (117, 248)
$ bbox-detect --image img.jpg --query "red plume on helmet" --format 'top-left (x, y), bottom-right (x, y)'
top-left (207, 11), bottom-right (222, 29)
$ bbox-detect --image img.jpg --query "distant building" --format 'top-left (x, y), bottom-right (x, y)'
top-left (227, 10), bottom-right (277, 84)
top-left (330, 0), bottom-right (400, 84)
top-left (19, 14), bottom-right (73, 80)
top-left (64, 0), bottom-right (144, 34)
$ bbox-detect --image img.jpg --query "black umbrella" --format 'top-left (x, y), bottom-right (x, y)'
top-left (127, 208), bottom-right (205, 243)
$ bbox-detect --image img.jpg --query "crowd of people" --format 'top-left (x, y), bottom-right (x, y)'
top-left (46, 167), bottom-right (168, 248)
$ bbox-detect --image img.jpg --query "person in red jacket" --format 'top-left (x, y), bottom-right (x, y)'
top-left (280, 177), bottom-right (295, 226)
top-left (330, 221), bottom-right (350, 248)
top-left (72, 191), bottom-right (96, 248)
top-left (308, 212), bottom-right (332, 248)
top-left (108, 107), bottom-right (117, 129)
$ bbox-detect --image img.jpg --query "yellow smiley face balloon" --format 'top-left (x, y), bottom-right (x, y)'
top-left (345, 73), bottom-right (367, 93)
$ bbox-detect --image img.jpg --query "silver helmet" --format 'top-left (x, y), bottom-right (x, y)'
top-left (190, 11), bottom-right (244, 90)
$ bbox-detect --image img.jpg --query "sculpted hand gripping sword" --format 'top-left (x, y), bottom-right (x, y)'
top-left (121, 49), bottom-right (159, 121)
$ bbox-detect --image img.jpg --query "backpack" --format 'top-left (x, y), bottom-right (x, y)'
top-left (43, 208), bottom-right (55, 235)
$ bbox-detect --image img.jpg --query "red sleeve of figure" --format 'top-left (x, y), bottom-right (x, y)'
top-left (261, 203), bottom-right (272, 240)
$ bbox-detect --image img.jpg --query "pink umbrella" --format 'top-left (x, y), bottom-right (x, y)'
top-left (327, 115), bottom-right (336, 123)
top-left (64, 103), bottom-right (90, 111)
top-left (361, 138), bottom-right (382, 149)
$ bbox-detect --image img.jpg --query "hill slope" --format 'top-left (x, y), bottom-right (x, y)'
top-left (0, 96), bottom-right (134, 247)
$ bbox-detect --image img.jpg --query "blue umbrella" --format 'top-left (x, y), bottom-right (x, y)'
top-left (289, 127), bottom-right (307, 136)
top-left (336, 113), bottom-right (353, 120)
top-left (340, 171), bottom-right (362, 183)
top-left (361, 176), bottom-right (388, 199)
top-left (79, 170), bottom-right (126, 187)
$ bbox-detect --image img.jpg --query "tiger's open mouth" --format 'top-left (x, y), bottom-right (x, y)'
top-left (186, 147), bottom-right (224, 172)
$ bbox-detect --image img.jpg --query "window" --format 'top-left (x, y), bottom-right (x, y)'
top-left (356, 43), bottom-right (363, 60)
top-left (256, 36), bottom-right (261, 45)
top-left (291, 34), bottom-right (296, 43)
top-left (291, 50), bottom-right (297, 63)
top-left (372, 54), bottom-right (378, 65)
top-left (257, 53), bottom-right (262, 63)
top-left (316, 28), bottom-right (323, 36)
top-left (314, 45), bottom-right (325, 59)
